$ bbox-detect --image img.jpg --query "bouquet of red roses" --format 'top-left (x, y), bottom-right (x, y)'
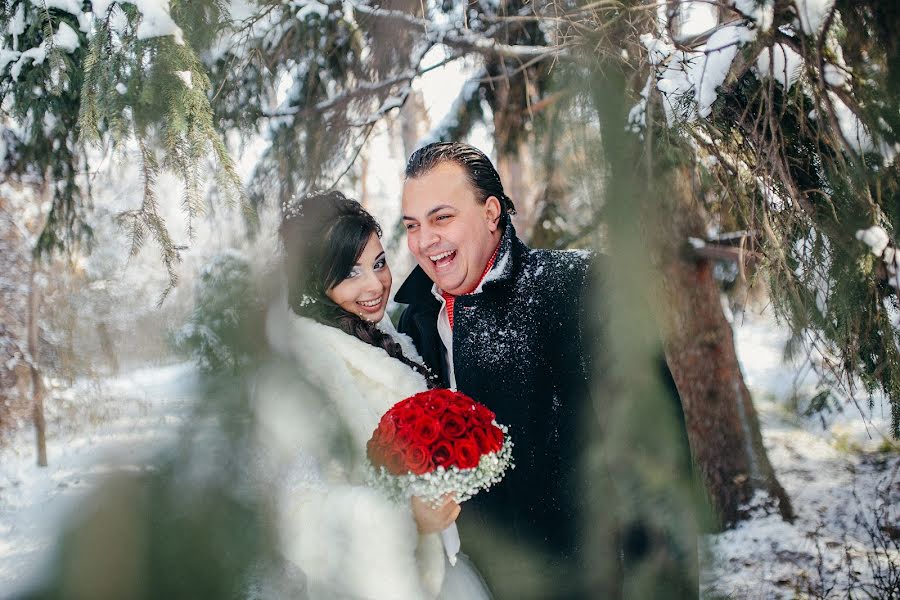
top-left (365, 389), bottom-right (514, 506)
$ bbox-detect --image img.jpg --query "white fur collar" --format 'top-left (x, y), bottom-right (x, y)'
top-left (285, 315), bottom-right (428, 452)
top-left (293, 316), bottom-right (427, 395)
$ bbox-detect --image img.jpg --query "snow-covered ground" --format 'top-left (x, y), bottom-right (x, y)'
top-left (0, 312), bottom-right (898, 598)
top-left (0, 363), bottom-right (197, 598)
top-left (704, 308), bottom-right (900, 599)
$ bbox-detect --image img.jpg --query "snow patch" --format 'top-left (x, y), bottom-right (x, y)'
top-left (174, 70), bottom-right (193, 90)
top-left (10, 4), bottom-right (27, 50)
top-left (644, 24), bottom-right (758, 123)
top-left (10, 46), bottom-right (47, 81)
top-left (755, 43), bottom-right (804, 90)
top-left (823, 93), bottom-right (899, 163)
top-left (823, 63), bottom-right (848, 88)
top-left (131, 0), bottom-right (185, 45)
top-left (52, 22), bottom-right (80, 53)
top-left (734, 0), bottom-right (774, 32)
top-left (794, 0), bottom-right (835, 35)
top-left (855, 225), bottom-right (890, 257)
top-left (293, 0), bottom-right (328, 20)
top-left (29, 0), bottom-right (82, 15)
top-left (0, 49), bottom-right (20, 74)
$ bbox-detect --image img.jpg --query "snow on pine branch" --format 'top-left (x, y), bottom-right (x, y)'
top-left (2, 0), bottom-right (185, 83)
top-left (59, 0), bottom-right (184, 43)
top-left (347, 1), bottom-right (561, 60)
top-left (641, 23), bottom-right (756, 123)
top-left (420, 73), bottom-right (483, 146)
top-left (856, 225), bottom-right (899, 291)
top-left (634, 0), bottom-right (898, 164)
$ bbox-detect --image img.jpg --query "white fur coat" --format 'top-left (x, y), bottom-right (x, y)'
top-left (271, 313), bottom-right (445, 600)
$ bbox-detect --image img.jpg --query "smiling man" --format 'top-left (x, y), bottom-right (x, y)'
top-left (395, 142), bottom-right (596, 598)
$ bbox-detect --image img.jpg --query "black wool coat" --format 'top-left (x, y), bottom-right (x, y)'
top-left (395, 222), bottom-right (595, 591)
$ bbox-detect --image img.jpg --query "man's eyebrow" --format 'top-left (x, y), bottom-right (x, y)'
top-left (402, 205), bottom-right (456, 221)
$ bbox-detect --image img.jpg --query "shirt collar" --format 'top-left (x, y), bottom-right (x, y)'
top-left (433, 240), bottom-right (501, 300)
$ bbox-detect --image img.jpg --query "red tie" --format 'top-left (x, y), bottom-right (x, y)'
top-left (442, 244), bottom-right (500, 329)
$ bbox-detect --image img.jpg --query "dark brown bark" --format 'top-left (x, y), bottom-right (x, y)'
top-left (665, 254), bottom-right (793, 526)
top-left (661, 175), bottom-right (794, 526)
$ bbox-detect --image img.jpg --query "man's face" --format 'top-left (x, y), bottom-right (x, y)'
top-left (402, 162), bottom-right (501, 295)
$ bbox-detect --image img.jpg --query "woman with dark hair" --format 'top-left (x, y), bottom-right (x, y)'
top-left (273, 190), bottom-right (491, 600)
top-left (279, 190), bottom-right (435, 385)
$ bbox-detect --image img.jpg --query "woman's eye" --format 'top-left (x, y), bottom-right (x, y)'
top-left (374, 258), bottom-right (387, 270)
top-left (346, 268), bottom-right (361, 279)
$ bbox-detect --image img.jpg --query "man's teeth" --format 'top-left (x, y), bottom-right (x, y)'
top-left (358, 298), bottom-right (381, 307)
top-left (429, 250), bottom-right (455, 262)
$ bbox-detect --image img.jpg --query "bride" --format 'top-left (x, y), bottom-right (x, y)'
top-left (270, 190), bottom-right (491, 599)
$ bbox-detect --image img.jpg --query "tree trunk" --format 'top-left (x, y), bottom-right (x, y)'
top-left (64, 306), bottom-right (76, 385)
top-left (97, 321), bottom-right (119, 375)
top-left (662, 174), bottom-right (793, 528)
top-left (28, 259), bottom-right (48, 467)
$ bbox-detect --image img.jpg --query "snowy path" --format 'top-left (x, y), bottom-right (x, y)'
top-left (703, 310), bottom-right (900, 599)
top-left (0, 363), bottom-right (196, 598)
top-left (0, 317), bottom-right (897, 599)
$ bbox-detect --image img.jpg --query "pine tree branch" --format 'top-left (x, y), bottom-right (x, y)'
top-left (348, 1), bottom-right (565, 60)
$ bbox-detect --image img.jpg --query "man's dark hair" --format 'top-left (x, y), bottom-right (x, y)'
top-left (405, 142), bottom-right (516, 216)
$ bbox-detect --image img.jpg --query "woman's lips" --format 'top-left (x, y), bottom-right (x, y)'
top-left (356, 296), bottom-right (383, 312)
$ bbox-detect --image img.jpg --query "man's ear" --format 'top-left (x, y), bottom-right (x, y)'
top-left (484, 196), bottom-right (502, 232)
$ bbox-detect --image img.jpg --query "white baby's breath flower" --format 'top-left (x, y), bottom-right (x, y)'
top-left (366, 435), bottom-right (515, 508)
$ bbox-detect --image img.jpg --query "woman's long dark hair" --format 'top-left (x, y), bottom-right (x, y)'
top-left (279, 190), bottom-right (435, 387)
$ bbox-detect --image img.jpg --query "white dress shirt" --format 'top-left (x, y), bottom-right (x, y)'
top-left (429, 274), bottom-right (496, 391)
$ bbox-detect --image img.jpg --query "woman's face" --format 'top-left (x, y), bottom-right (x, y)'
top-left (326, 232), bottom-right (392, 322)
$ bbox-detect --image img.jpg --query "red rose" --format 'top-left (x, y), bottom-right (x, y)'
top-left (431, 439), bottom-right (455, 469)
top-left (440, 412), bottom-right (468, 438)
top-left (412, 416), bottom-right (441, 445)
top-left (474, 403), bottom-right (495, 425)
top-left (376, 419), bottom-right (397, 445)
top-left (454, 439), bottom-right (481, 469)
top-left (404, 443), bottom-right (432, 475)
top-left (386, 448), bottom-right (407, 475)
top-left (472, 427), bottom-right (494, 455)
top-left (366, 438), bottom-right (384, 465)
top-left (408, 393), bottom-right (429, 410)
top-left (423, 394), bottom-right (448, 417)
top-left (488, 424), bottom-right (504, 452)
top-left (396, 406), bottom-right (420, 428)
top-left (395, 426), bottom-right (414, 448)
top-left (446, 396), bottom-right (472, 415)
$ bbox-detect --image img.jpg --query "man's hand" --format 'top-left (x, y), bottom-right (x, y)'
top-left (410, 495), bottom-right (460, 534)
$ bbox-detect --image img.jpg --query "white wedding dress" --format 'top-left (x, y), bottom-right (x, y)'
top-left (260, 307), bottom-right (491, 600)
top-left (438, 553), bottom-right (492, 599)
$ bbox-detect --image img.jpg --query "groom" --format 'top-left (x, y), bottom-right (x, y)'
top-left (395, 142), bottom-right (596, 598)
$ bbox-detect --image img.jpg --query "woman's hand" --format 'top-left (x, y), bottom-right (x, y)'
top-left (410, 495), bottom-right (460, 535)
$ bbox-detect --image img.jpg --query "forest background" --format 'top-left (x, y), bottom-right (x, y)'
top-left (1, 0), bottom-right (899, 598)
